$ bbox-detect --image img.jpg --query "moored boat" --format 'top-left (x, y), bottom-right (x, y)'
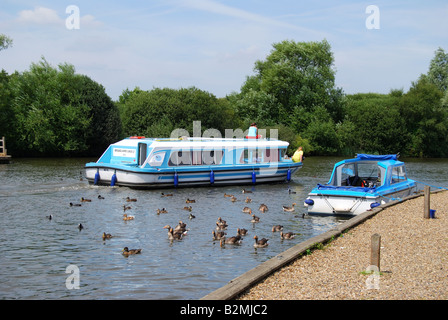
top-left (85, 136), bottom-right (302, 188)
top-left (304, 154), bottom-right (417, 216)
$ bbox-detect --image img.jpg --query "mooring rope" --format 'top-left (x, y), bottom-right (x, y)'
top-left (413, 180), bottom-right (448, 191)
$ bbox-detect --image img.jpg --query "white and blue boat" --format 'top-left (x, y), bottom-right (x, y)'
top-left (304, 154), bottom-right (417, 216)
top-left (85, 136), bottom-right (302, 188)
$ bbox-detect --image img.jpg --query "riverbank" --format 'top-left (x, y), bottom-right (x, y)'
top-left (237, 190), bottom-right (448, 300)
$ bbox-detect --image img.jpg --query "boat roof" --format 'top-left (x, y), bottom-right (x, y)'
top-left (335, 154), bottom-right (404, 168)
top-left (112, 137), bottom-right (290, 149)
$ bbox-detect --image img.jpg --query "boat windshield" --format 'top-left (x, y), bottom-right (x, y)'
top-left (330, 161), bottom-right (383, 188)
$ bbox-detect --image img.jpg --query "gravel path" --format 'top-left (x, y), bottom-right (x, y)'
top-left (238, 191), bottom-right (448, 300)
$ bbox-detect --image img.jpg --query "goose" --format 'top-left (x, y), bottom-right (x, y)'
top-left (280, 232), bottom-right (296, 240)
top-left (81, 197), bottom-right (91, 202)
top-left (250, 214), bottom-right (260, 223)
top-left (102, 232), bottom-right (112, 240)
top-left (212, 230), bottom-right (226, 240)
top-left (123, 214), bottom-right (134, 221)
top-left (126, 197), bottom-right (137, 202)
top-left (186, 198), bottom-right (196, 203)
top-left (245, 197), bottom-right (252, 203)
top-left (282, 203), bottom-right (296, 212)
top-left (241, 189), bottom-right (252, 194)
top-left (70, 202), bottom-right (81, 207)
top-left (223, 235), bottom-right (243, 245)
top-left (237, 228), bottom-right (248, 236)
top-left (259, 204), bottom-right (268, 212)
top-left (122, 247), bottom-right (142, 255)
top-left (156, 208), bottom-right (168, 215)
top-left (271, 225), bottom-right (283, 232)
top-left (242, 207), bottom-right (252, 214)
top-left (253, 236), bottom-right (269, 248)
top-left (98, 195), bottom-right (105, 200)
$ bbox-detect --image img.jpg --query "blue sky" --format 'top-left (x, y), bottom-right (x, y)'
top-left (1, 0), bottom-right (447, 100)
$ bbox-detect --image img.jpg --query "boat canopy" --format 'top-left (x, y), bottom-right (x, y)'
top-left (356, 154), bottom-right (398, 161)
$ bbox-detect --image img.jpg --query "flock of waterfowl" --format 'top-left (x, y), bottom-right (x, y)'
top-left (65, 187), bottom-right (302, 256)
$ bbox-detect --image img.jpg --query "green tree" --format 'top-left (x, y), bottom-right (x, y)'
top-left (0, 34), bottom-right (13, 51)
top-left (427, 47), bottom-right (448, 92)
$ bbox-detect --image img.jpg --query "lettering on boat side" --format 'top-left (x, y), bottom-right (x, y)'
top-left (179, 304), bottom-right (268, 317)
top-left (65, 264), bottom-right (80, 290)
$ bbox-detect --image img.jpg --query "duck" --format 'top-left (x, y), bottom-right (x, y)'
top-left (224, 193), bottom-right (233, 198)
top-left (189, 213), bottom-right (196, 220)
top-left (186, 198), bottom-right (196, 203)
top-left (259, 204), bottom-right (268, 212)
top-left (70, 202), bottom-right (81, 207)
top-left (123, 205), bottom-right (132, 211)
top-left (272, 225), bottom-right (283, 232)
top-left (126, 197), bottom-right (137, 202)
top-left (123, 213), bottom-right (134, 221)
top-left (242, 207), bottom-right (252, 214)
top-left (237, 228), bottom-right (248, 236)
top-left (122, 247), bottom-right (142, 255)
top-left (241, 189), bottom-right (252, 194)
top-left (250, 214), bottom-right (260, 223)
top-left (81, 197), bottom-right (91, 202)
top-left (78, 223), bottom-right (84, 230)
top-left (230, 196), bottom-right (238, 202)
top-left (253, 236), bottom-right (269, 248)
top-left (46, 214), bottom-right (53, 220)
top-left (156, 208), bottom-right (168, 215)
top-left (245, 197), bottom-right (252, 203)
top-left (98, 195), bottom-right (105, 200)
top-left (174, 220), bottom-right (187, 233)
top-left (102, 232), bottom-right (112, 240)
top-left (280, 232), bottom-right (296, 240)
top-left (212, 230), bottom-right (226, 240)
top-left (161, 193), bottom-right (173, 197)
top-left (216, 217), bottom-right (227, 226)
top-left (183, 206), bottom-right (193, 211)
top-left (216, 222), bottom-right (227, 230)
top-left (288, 187), bottom-right (297, 194)
top-left (282, 203), bottom-right (296, 212)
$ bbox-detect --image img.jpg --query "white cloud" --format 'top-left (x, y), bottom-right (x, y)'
top-left (17, 7), bottom-right (63, 25)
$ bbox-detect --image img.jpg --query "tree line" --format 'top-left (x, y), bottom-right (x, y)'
top-left (1, 36), bottom-right (447, 157)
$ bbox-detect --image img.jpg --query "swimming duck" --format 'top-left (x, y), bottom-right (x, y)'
top-left (122, 247), bottom-right (142, 255)
top-left (230, 196), bottom-right (238, 202)
top-left (288, 188), bottom-right (297, 194)
top-left (161, 193), bottom-right (173, 197)
top-left (123, 214), bottom-right (134, 221)
top-left (237, 228), bottom-right (248, 236)
top-left (259, 204), bottom-right (268, 212)
top-left (126, 197), bottom-right (137, 202)
top-left (183, 206), bottom-right (193, 211)
top-left (212, 230), bottom-right (226, 240)
top-left (78, 223), bottom-right (84, 230)
top-left (242, 189), bottom-right (252, 194)
top-left (216, 222), bottom-right (227, 230)
top-left (253, 236), bottom-right (269, 248)
top-left (98, 195), bottom-right (105, 200)
top-left (216, 217), bottom-right (227, 226)
top-left (280, 232), bottom-right (296, 240)
top-left (186, 198), bottom-right (196, 203)
top-left (174, 220), bottom-right (187, 233)
top-left (224, 193), bottom-right (233, 198)
top-left (46, 214), bottom-right (53, 220)
top-left (102, 232), bottom-right (112, 240)
top-left (189, 213), bottom-right (196, 220)
top-left (81, 197), bottom-right (91, 202)
top-left (250, 214), bottom-right (260, 223)
top-left (156, 208), bottom-right (168, 215)
top-left (123, 205), bottom-right (132, 211)
top-left (242, 207), bottom-right (252, 214)
top-left (70, 202), bottom-right (81, 207)
top-left (272, 225), bottom-right (283, 232)
top-left (282, 203), bottom-right (296, 212)
top-left (245, 197), bottom-right (252, 203)
top-left (163, 225), bottom-right (183, 240)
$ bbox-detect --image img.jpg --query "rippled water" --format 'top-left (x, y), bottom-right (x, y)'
top-left (1, 156), bottom-right (447, 300)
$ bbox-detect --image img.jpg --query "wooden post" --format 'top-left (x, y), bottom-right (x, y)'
top-left (370, 233), bottom-right (381, 271)
top-left (424, 185), bottom-right (430, 219)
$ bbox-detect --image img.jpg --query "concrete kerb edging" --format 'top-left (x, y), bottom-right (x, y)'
top-left (201, 190), bottom-right (440, 300)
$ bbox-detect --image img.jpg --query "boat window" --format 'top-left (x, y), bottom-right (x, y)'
top-left (138, 143), bottom-right (147, 166)
top-left (391, 165), bottom-right (407, 184)
top-left (202, 150), bottom-right (223, 165)
top-left (168, 150), bottom-right (192, 166)
top-left (148, 152), bottom-right (166, 166)
top-left (262, 148), bottom-right (279, 162)
top-left (340, 163), bottom-right (356, 186)
top-left (192, 151), bottom-right (202, 165)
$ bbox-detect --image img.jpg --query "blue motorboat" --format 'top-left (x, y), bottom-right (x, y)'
top-left (85, 136), bottom-right (302, 188)
top-left (304, 154), bottom-right (417, 215)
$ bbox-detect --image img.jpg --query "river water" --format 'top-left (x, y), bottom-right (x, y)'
top-left (1, 156), bottom-right (447, 300)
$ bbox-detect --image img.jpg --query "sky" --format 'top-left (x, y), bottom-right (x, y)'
top-left (1, 0), bottom-right (447, 100)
